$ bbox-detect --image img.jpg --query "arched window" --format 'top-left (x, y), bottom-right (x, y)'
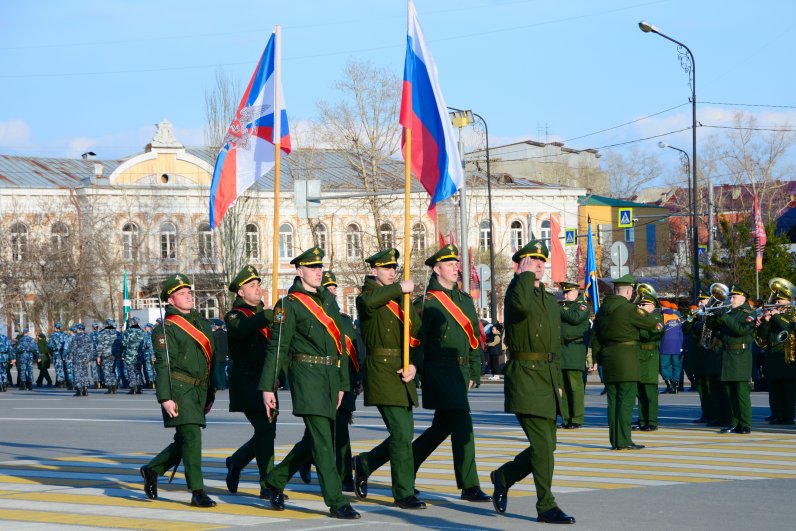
top-left (197, 222), bottom-right (213, 261)
top-left (540, 219), bottom-right (551, 244)
top-left (411, 223), bottom-right (427, 253)
top-left (379, 222), bottom-right (394, 249)
top-left (10, 222), bottom-right (28, 262)
top-left (160, 222), bottom-right (177, 260)
top-left (479, 220), bottom-right (491, 252)
top-left (510, 220), bottom-right (524, 252)
top-left (346, 223), bottom-right (362, 260)
top-left (51, 222), bottom-right (70, 253)
top-left (279, 223), bottom-right (294, 259)
top-left (313, 223), bottom-right (327, 251)
top-left (245, 223), bottom-right (259, 259)
top-left (122, 222), bottom-right (139, 261)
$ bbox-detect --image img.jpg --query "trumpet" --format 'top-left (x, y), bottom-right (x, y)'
top-left (697, 304), bottom-right (733, 315)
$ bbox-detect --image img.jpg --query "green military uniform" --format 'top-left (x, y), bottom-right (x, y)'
top-left (558, 282), bottom-right (590, 428)
top-left (493, 240), bottom-right (567, 515)
top-left (144, 274), bottom-right (216, 502)
top-left (715, 285), bottom-right (755, 432)
top-left (756, 294), bottom-right (796, 425)
top-left (224, 265), bottom-right (278, 495)
top-left (412, 245), bottom-right (488, 500)
top-left (635, 293), bottom-right (664, 431)
top-left (35, 333), bottom-right (52, 387)
top-left (592, 274), bottom-right (662, 450)
top-left (258, 248), bottom-right (353, 514)
top-left (354, 249), bottom-right (424, 503)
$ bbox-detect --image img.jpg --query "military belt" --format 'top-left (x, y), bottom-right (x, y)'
top-left (172, 370), bottom-right (208, 387)
top-left (639, 344), bottom-right (657, 351)
top-left (369, 348), bottom-right (401, 357)
top-left (604, 341), bottom-right (638, 347)
top-left (724, 343), bottom-right (748, 352)
top-left (563, 338), bottom-right (584, 345)
top-left (510, 351), bottom-right (556, 362)
top-left (292, 354), bottom-right (340, 367)
top-left (428, 356), bottom-right (468, 366)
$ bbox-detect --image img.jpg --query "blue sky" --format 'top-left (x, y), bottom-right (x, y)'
top-left (1, 0), bottom-right (794, 173)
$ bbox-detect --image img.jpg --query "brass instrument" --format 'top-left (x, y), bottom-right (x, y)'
top-left (700, 282), bottom-right (730, 349)
top-left (632, 283), bottom-right (657, 305)
top-left (765, 278), bottom-right (796, 364)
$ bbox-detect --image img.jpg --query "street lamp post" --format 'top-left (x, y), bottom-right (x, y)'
top-left (448, 108), bottom-right (473, 293)
top-left (640, 20), bottom-right (699, 300)
top-left (659, 142), bottom-right (695, 296)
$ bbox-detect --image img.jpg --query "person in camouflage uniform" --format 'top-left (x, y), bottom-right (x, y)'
top-left (89, 323), bottom-right (101, 387)
top-left (139, 323), bottom-right (156, 389)
top-left (122, 316), bottom-right (146, 394)
top-left (62, 326), bottom-right (76, 389)
top-left (0, 332), bottom-right (13, 392)
top-left (69, 323), bottom-right (95, 396)
top-left (97, 319), bottom-right (122, 394)
top-left (15, 329), bottom-right (40, 390)
top-left (48, 323), bottom-right (68, 388)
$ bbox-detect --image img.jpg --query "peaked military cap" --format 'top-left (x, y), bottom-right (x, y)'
top-left (638, 292), bottom-right (659, 306)
top-left (774, 290), bottom-right (792, 301)
top-left (160, 273), bottom-right (192, 301)
top-left (322, 270), bottom-right (338, 287)
top-left (92, 322), bottom-right (99, 329)
top-left (698, 287), bottom-right (711, 300)
top-left (512, 239), bottom-right (549, 264)
top-left (730, 284), bottom-right (750, 298)
top-left (560, 281), bottom-right (579, 292)
top-left (366, 248), bottom-right (400, 268)
top-left (290, 246), bottom-right (324, 267)
top-left (613, 273), bottom-right (636, 286)
top-left (229, 265), bottom-right (261, 293)
top-left (425, 244), bottom-right (460, 267)
top-left (104, 319), bottom-right (116, 328)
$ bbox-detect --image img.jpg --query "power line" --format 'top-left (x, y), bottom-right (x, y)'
top-left (563, 102), bottom-right (689, 143)
top-left (699, 101), bottom-right (796, 109)
top-left (701, 124), bottom-right (796, 132)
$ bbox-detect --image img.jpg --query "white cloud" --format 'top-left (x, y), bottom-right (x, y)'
top-left (0, 119), bottom-right (33, 150)
top-left (67, 137), bottom-right (95, 156)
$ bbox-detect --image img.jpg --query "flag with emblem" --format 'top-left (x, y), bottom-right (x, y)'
top-left (209, 31), bottom-right (291, 228)
top-left (585, 215), bottom-right (600, 313)
top-left (122, 270), bottom-right (131, 323)
top-left (753, 193), bottom-right (766, 271)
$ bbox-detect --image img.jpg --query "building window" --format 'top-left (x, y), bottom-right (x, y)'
top-left (313, 223), bottom-right (327, 251)
top-left (509, 220), bottom-right (523, 252)
top-left (279, 223), bottom-right (294, 259)
top-left (540, 219), bottom-right (551, 244)
top-left (346, 294), bottom-right (358, 321)
top-left (411, 223), bottom-right (427, 253)
top-left (597, 224), bottom-right (612, 246)
top-left (646, 224), bottom-right (658, 266)
top-left (197, 222), bottom-right (213, 261)
top-left (245, 223), bottom-right (259, 259)
top-left (625, 227), bottom-right (635, 243)
top-left (10, 222), bottom-right (28, 262)
top-left (346, 223), bottom-right (362, 260)
top-left (11, 304), bottom-right (29, 336)
top-left (479, 220), bottom-right (491, 251)
top-left (122, 222), bottom-right (139, 261)
top-left (197, 295), bottom-right (218, 319)
top-left (160, 222), bottom-right (177, 260)
top-left (379, 222), bottom-right (394, 250)
top-left (51, 222), bottom-right (70, 253)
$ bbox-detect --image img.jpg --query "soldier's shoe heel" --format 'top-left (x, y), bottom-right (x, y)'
top-left (353, 455), bottom-right (368, 499)
top-left (190, 490), bottom-right (217, 508)
top-left (140, 465), bottom-right (158, 500)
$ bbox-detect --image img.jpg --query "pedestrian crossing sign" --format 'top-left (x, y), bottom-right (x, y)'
top-left (565, 228), bottom-right (577, 246)
top-left (618, 208), bottom-right (633, 228)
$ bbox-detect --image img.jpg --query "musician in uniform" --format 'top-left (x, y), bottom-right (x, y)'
top-left (558, 281), bottom-right (590, 429)
top-left (634, 290), bottom-right (664, 431)
top-left (591, 274), bottom-right (663, 450)
top-left (756, 283), bottom-right (796, 425)
top-left (140, 274), bottom-right (217, 507)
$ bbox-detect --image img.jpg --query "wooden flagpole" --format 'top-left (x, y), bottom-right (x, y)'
top-left (272, 25), bottom-right (282, 306)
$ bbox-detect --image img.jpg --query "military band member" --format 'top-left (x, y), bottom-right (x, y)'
top-left (223, 266), bottom-right (277, 499)
top-left (353, 248), bottom-right (425, 509)
top-left (592, 274), bottom-right (662, 450)
top-left (634, 292), bottom-right (663, 431)
top-left (715, 285), bottom-right (755, 434)
top-left (140, 274), bottom-right (217, 507)
top-left (757, 289), bottom-right (796, 425)
top-left (683, 289), bottom-right (725, 425)
top-left (558, 281), bottom-right (590, 429)
top-left (259, 247), bottom-right (360, 520)
top-left (411, 244), bottom-right (491, 503)
top-left (490, 241), bottom-right (575, 524)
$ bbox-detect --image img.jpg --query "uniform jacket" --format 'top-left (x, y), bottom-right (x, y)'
top-left (258, 278), bottom-right (350, 420)
top-left (15, 336), bottom-right (40, 360)
top-left (225, 297), bottom-right (274, 413)
top-left (682, 316), bottom-right (722, 376)
top-left (503, 271), bottom-right (562, 419)
top-left (757, 312), bottom-right (796, 379)
top-left (356, 276), bottom-right (421, 407)
top-left (122, 325), bottom-right (145, 363)
top-left (96, 328), bottom-right (122, 358)
top-left (638, 311), bottom-right (664, 384)
top-left (47, 331), bottom-right (66, 358)
top-left (559, 296), bottom-right (590, 370)
top-left (69, 333), bottom-right (96, 364)
top-left (339, 313), bottom-right (362, 413)
top-left (715, 302), bottom-right (755, 382)
top-left (36, 337), bottom-right (51, 366)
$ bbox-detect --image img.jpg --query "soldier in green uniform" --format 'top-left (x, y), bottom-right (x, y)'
top-left (140, 274), bottom-right (217, 507)
top-left (411, 244), bottom-right (491, 503)
top-left (352, 248), bottom-right (425, 509)
top-left (592, 274), bottom-right (662, 450)
top-left (223, 265), bottom-right (277, 499)
top-left (633, 291), bottom-right (664, 431)
top-left (490, 240), bottom-right (575, 524)
top-left (258, 247), bottom-right (360, 520)
top-left (756, 288), bottom-right (796, 425)
top-left (716, 285), bottom-right (755, 434)
top-left (558, 282), bottom-right (590, 429)
top-left (35, 332), bottom-right (53, 388)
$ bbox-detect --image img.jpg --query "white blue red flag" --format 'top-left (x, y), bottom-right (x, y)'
top-left (585, 216), bottom-right (600, 313)
top-left (400, 0), bottom-right (463, 215)
top-left (209, 33), bottom-right (290, 228)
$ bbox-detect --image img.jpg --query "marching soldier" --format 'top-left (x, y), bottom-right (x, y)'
top-left (634, 291), bottom-right (664, 431)
top-left (223, 265), bottom-right (278, 499)
top-left (0, 332), bottom-right (13, 392)
top-left (258, 247), bottom-right (360, 520)
top-left (47, 323), bottom-right (67, 388)
top-left (69, 324), bottom-right (95, 397)
top-left (14, 328), bottom-right (40, 391)
top-left (683, 289), bottom-right (725, 425)
top-left (490, 240), bottom-right (575, 524)
top-left (140, 273), bottom-right (217, 507)
top-left (558, 281), bottom-right (590, 429)
top-left (97, 320), bottom-right (122, 394)
top-left (353, 248), bottom-right (425, 509)
top-left (35, 332), bottom-right (53, 388)
top-left (757, 288), bottom-right (796, 425)
top-left (592, 274), bottom-right (662, 450)
top-left (122, 317), bottom-right (146, 394)
top-left (411, 244), bottom-right (491, 503)
top-left (715, 285), bottom-right (755, 434)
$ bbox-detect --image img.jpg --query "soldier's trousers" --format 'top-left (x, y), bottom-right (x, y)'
top-left (64, 355), bottom-right (73, 385)
top-left (607, 382), bottom-right (637, 448)
top-left (768, 378), bottom-right (796, 422)
top-left (560, 370), bottom-right (585, 425)
top-left (358, 405), bottom-right (415, 500)
top-left (100, 356), bottom-right (117, 387)
top-left (636, 382), bottom-right (659, 428)
top-left (723, 380), bottom-right (752, 428)
top-left (494, 414), bottom-right (558, 513)
top-left (266, 415), bottom-right (347, 511)
top-left (18, 353), bottom-right (34, 384)
top-left (142, 356), bottom-right (155, 385)
top-left (72, 355), bottom-right (91, 389)
top-left (36, 361), bottom-right (52, 386)
top-left (147, 424), bottom-right (204, 491)
top-left (412, 408), bottom-right (479, 490)
top-left (52, 352), bottom-right (65, 383)
top-left (0, 356), bottom-right (8, 386)
top-left (124, 359), bottom-right (140, 388)
top-left (300, 406), bottom-right (355, 484)
top-left (230, 410), bottom-right (276, 489)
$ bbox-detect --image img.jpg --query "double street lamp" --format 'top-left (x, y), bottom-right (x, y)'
top-left (639, 20), bottom-right (700, 300)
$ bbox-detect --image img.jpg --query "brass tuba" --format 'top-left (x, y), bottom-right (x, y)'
top-left (632, 283), bottom-right (657, 304)
top-left (700, 283), bottom-right (730, 349)
top-left (767, 277), bottom-right (796, 364)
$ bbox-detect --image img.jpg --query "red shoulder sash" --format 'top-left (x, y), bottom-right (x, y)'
top-left (426, 290), bottom-right (479, 350)
top-left (289, 292), bottom-right (343, 357)
top-left (165, 314), bottom-right (212, 370)
top-left (230, 306), bottom-right (272, 340)
top-left (385, 300), bottom-right (421, 347)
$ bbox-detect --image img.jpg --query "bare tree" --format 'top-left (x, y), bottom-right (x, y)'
top-left (604, 147), bottom-right (665, 199)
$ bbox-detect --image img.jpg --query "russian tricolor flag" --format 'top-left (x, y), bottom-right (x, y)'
top-left (400, 0), bottom-right (463, 214)
top-left (209, 32), bottom-right (290, 228)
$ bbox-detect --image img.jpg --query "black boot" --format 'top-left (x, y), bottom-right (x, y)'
top-left (81, 388), bottom-right (88, 396)
top-left (128, 386), bottom-right (136, 395)
top-left (112, 386), bottom-right (117, 394)
top-left (74, 389), bottom-right (82, 397)
top-left (671, 382), bottom-right (678, 394)
top-left (105, 387), bottom-right (114, 394)
top-left (190, 490), bottom-right (217, 507)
